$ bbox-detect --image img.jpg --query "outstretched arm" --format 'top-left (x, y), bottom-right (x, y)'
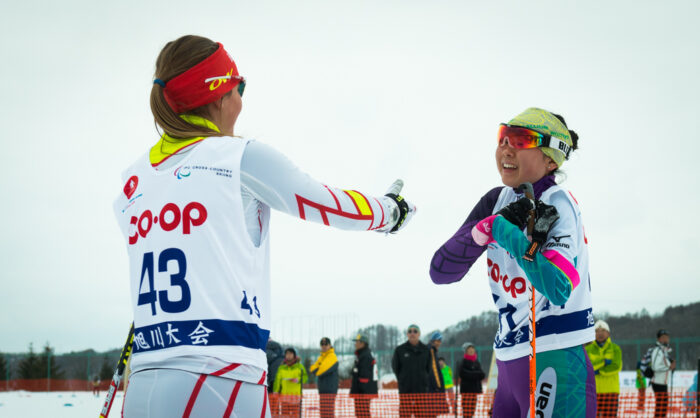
top-left (241, 141), bottom-right (414, 232)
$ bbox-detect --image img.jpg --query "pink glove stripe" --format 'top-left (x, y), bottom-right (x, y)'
top-left (471, 215), bottom-right (498, 246)
top-left (542, 249), bottom-right (580, 290)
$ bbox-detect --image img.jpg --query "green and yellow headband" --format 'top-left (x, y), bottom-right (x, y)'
top-left (507, 107), bottom-right (572, 168)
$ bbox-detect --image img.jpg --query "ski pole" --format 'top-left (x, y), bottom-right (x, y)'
top-left (518, 182), bottom-right (537, 418)
top-left (99, 323), bottom-right (134, 418)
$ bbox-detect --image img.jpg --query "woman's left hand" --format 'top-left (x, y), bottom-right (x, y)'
top-left (532, 200), bottom-right (559, 245)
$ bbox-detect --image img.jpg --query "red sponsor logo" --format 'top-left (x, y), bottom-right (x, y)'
top-left (123, 176), bottom-right (138, 199)
top-left (129, 202), bottom-right (208, 245)
top-left (487, 258), bottom-right (527, 298)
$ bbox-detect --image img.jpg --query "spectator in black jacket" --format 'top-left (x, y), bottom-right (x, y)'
top-left (266, 338), bottom-right (284, 392)
top-left (392, 324), bottom-right (431, 417)
top-left (350, 333), bottom-right (378, 417)
top-left (266, 338), bottom-right (285, 417)
top-left (457, 342), bottom-right (485, 418)
top-left (428, 331), bottom-right (446, 392)
top-left (427, 331), bottom-right (448, 417)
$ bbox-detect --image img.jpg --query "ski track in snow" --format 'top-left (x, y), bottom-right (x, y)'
top-left (0, 391), bottom-right (124, 418)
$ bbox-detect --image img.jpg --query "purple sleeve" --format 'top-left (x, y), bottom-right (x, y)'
top-left (429, 187), bottom-right (503, 284)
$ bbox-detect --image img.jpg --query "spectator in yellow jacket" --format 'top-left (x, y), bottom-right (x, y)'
top-left (273, 348), bottom-right (308, 417)
top-left (309, 337), bottom-right (339, 418)
top-left (584, 320), bottom-right (622, 418)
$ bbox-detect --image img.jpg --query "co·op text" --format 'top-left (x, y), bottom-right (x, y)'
top-left (129, 202), bottom-right (208, 245)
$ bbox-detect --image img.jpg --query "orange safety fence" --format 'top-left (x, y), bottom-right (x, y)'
top-left (1, 382), bottom-right (698, 417)
top-left (272, 390), bottom-right (700, 417)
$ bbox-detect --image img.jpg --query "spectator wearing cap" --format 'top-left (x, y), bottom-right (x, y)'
top-left (310, 337), bottom-right (339, 418)
top-left (427, 332), bottom-right (448, 417)
top-left (392, 324), bottom-right (431, 417)
top-left (273, 347), bottom-right (308, 418)
top-left (457, 342), bottom-right (485, 418)
top-left (650, 329), bottom-right (675, 417)
top-left (428, 332), bottom-right (446, 393)
top-left (350, 333), bottom-right (378, 418)
top-left (585, 320), bottom-right (622, 417)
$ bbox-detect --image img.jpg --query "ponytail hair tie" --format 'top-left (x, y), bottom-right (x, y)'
top-left (153, 78), bottom-right (166, 87)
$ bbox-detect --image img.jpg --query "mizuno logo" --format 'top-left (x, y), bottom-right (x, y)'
top-left (552, 235), bottom-right (571, 243)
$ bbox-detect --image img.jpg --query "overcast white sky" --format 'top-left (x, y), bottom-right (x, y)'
top-left (1, 1), bottom-right (698, 354)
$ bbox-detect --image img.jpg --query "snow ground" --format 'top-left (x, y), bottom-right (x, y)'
top-left (0, 391), bottom-right (123, 418)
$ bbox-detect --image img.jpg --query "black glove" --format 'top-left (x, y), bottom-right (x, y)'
top-left (496, 197), bottom-right (534, 230)
top-left (385, 193), bottom-right (409, 233)
top-left (532, 200), bottom-right (560, 245)
top-left (523, 200), bottom-right (560, 261)
top-left (383, 179), bottom-right (415, 233)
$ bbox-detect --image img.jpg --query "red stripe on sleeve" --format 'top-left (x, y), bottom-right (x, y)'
top-left (371, 197), bottom-right (385, 230)
top-left (324, 185), bottom-right (342, 210)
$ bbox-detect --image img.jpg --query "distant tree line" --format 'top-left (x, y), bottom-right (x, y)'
top-left (2, 302), bottom-right (698, 381)
top-left (0, 352), bottom-right (7, 381)
top-left (1, 343), bottom-right (117, 381)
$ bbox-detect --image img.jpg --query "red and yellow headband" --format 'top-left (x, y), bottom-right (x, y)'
top-left (158, 42), bottom-right (242, 113)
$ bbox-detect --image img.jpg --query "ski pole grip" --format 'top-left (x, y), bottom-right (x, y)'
top-left (517, 182), bottom-right (537, 261)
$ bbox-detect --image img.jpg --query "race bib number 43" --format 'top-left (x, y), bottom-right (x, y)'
top-left (138, 248), bottom-right (190, 315)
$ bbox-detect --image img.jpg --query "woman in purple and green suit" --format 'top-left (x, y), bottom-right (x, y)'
top-left (430, 108), bottom-right (596, 418)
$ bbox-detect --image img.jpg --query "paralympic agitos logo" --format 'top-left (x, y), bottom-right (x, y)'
top-left (174, 166), bottom-right (191, 180)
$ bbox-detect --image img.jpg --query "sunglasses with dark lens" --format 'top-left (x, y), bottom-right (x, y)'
top-left (237, 78), bottom-right (246, 97)
top-left (407, 329), bottom-right (419, 334)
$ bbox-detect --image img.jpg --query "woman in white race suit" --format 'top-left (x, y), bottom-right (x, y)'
top-left (114, 35), bottom-right (415, 418)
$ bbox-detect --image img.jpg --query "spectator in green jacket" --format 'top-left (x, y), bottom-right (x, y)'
top-left (635, 360), bottom-right (647, 411)
top-left (584, 320), bottom-right (622, 418)
top-left (438, 357), bottom-right (456, 415)
top-left (273, 347), bottom-right (308, 417)
top-left (438, 357), bottom-right (454, 390)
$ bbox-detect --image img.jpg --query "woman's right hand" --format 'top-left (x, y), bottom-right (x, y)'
top-left (383, 179), bottom-right (416, 233)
